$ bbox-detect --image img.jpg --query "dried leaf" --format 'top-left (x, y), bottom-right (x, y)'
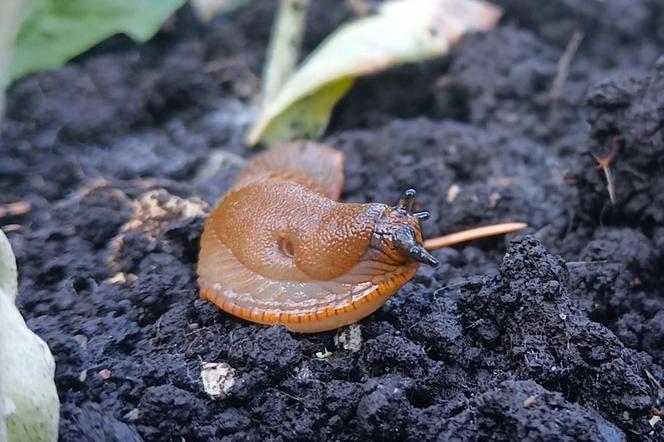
top-left (246, 0), bottom-right (501, 146)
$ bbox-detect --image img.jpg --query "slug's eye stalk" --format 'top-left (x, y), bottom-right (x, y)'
top-left (396, 189), bottom-right (430, 220)
top-left (396, 188), bottom-right (417, 213)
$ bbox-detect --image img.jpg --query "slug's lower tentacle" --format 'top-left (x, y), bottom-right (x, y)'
top-left (408, 245), bottom-right (439, 267)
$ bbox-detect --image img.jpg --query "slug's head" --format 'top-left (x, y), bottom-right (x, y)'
top-left (371, 189), bottom-right (438, 268)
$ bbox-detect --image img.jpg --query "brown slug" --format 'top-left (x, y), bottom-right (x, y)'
top-left (197, 142), bottom-right (438, 333)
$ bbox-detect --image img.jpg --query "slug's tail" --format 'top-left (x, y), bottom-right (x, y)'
top-left (233, 142), bottom-right (345, 200)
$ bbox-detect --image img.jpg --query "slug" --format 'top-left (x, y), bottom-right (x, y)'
top-left (197, 142), bottom-right (438, 333)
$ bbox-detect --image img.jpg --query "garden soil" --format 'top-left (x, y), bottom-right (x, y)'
top-left (1, 1), bottom-right (663, 441)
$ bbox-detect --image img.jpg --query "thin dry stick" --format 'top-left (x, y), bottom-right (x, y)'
top-left (0, 201), bottom-right (31, 219)
top-left (645, 369), bottom-right (664, 403)
top-left (551, 30), bottom-right (584, 99)
top-left (593, 135), bottom-right (622, 205)
top-left (262, 0), bottom-right (310, 105)
top-left (599, 164), bottom-right (616, 204)
top-left (424, 222), bottom-right (528, 251)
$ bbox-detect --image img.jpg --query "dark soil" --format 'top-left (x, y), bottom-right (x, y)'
top-left (1, 1), bottom-right (663, 441)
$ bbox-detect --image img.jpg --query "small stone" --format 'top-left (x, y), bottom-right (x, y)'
top-left (123, 408), bottom-right (140, 421)
top-left (73, 334), bottom-right (88, 348)
top-left (446, 184), bottom-right (461, 202)
top-left (105, 272), bottom-right (138, 284)
top-left (334, 324), bottom-right (363, 352)
top-left (201, 362), bottom-right (236, 400)
top-left (98, 369), bottom-right (112, 380)
top-left (296, 364), bottom-right (313, 381)
top-left (523, 395), bottom-right (536, 408)
top-left (488, 192), bottom-right (501, 208)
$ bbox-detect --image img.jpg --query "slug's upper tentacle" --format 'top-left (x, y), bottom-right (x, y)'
top-left (396, 188), bottom-right (417, 212)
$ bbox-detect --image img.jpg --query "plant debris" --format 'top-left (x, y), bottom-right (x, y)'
top-left (246, 0), bottom-right (501, 145)
top-left (200, 362), bottom-right (236, 400)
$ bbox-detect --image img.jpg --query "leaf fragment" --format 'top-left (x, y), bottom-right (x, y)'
top-left (10, 0), bottom-right (186, 81)
top-left (0, 230), bottom-right (60, 442)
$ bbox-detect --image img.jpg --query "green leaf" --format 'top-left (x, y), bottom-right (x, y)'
top-left (246, 0), bottom-right (501, 146)
top-left (10, 0), bottom-right (186, 81)
top-left (0, 0), bottom-right (29, 117)
top-left (255, 77), bottom-right (354, 143)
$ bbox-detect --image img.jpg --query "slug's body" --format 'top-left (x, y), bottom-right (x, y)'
top-left (198, 142), bottom-right (437, 332)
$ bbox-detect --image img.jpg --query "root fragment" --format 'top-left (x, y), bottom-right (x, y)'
top-left (424, 222), bottom-right (528, 251)
top-left (593, 135), bottom-right (622, 205)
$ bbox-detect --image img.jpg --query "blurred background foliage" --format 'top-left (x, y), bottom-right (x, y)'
top-left (10, 0), bottom-right (187, 81)
top-left (0, 0), bottom-right (500, 144)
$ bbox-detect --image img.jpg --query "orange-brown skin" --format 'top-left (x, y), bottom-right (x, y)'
top-left (197, 142), bottom-right (436, 333)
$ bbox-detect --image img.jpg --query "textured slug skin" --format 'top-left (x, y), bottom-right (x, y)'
top-left (198, 142), bottom-right (424, 333)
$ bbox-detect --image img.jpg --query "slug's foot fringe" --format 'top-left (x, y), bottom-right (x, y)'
top-left (198, 237), bottom-right (416, 333)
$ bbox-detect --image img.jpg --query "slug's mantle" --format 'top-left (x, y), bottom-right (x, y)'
top-left (197, 142), bottom-right (437, 332)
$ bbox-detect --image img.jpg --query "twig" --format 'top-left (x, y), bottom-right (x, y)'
top-left (599, 163), bottom-right (616, 204)
top-left (550, 31), bottom-right (584, 99)
top-left (565, 260), bottom-right (612, 269)
top-left (424, 222), bottom-right (528, 251)
top-left (0, 201), bottom-right (31, 219)
top-left (645, 369), bottom-right (664, 402)
top-left (0, 224), bottom-right (21, 232)
top-left (593, 135), bottom-right (622, 205)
